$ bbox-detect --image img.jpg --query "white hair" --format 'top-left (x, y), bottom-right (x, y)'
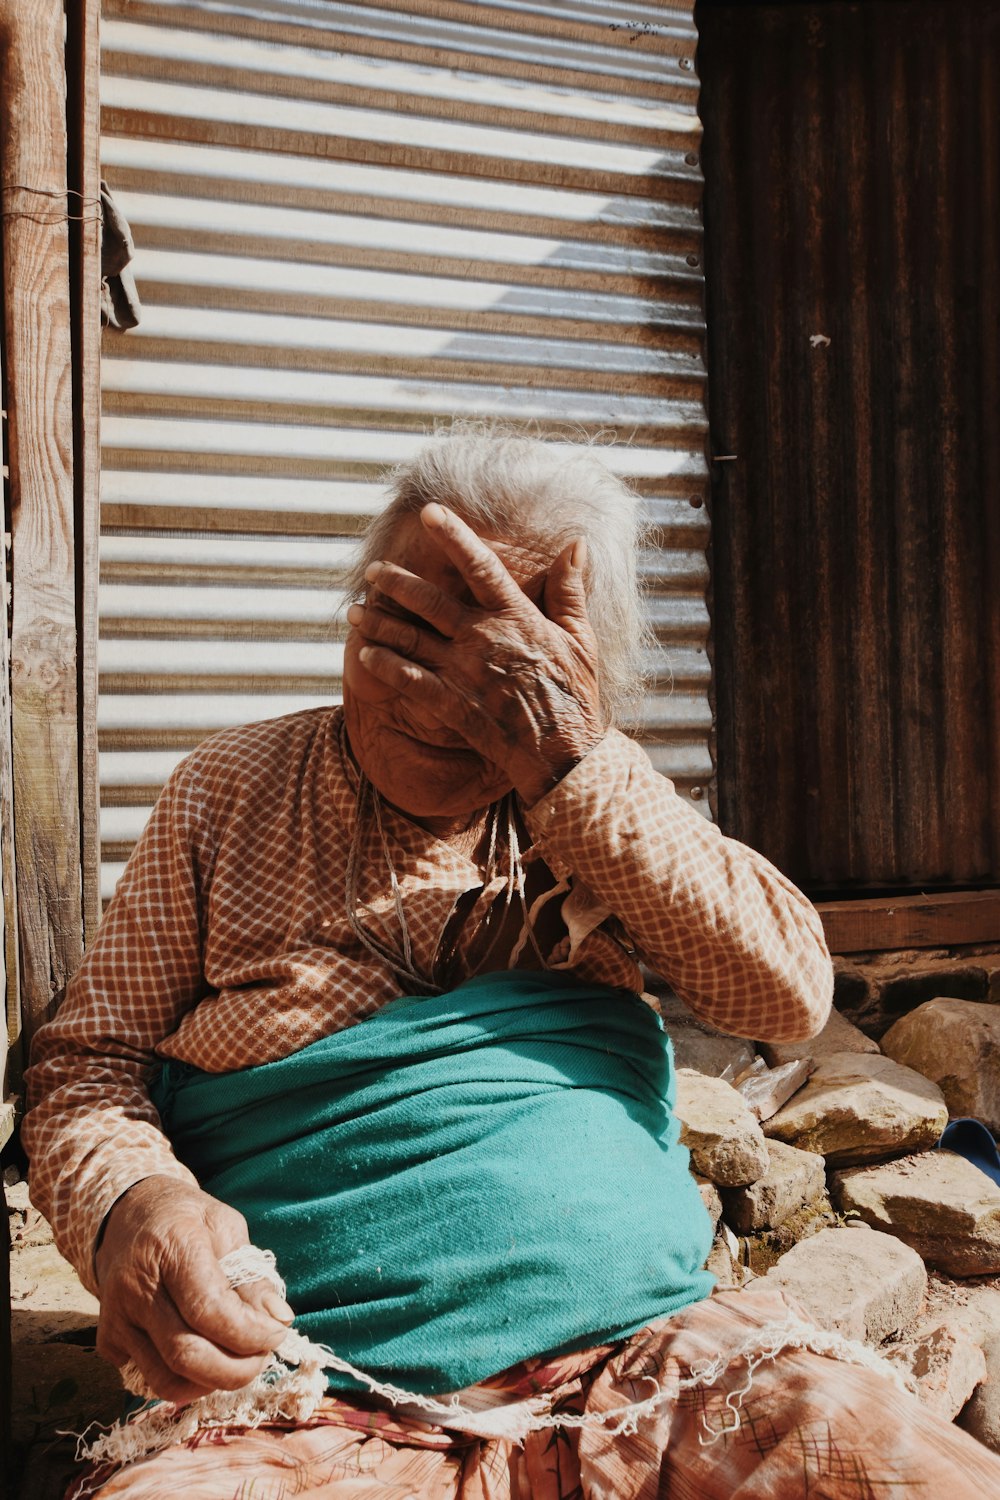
top-left (347, 424), bottom-right (650, 722)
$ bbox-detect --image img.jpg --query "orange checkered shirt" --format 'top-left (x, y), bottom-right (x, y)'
top-left (23, 708), bottom-right (833, 1292)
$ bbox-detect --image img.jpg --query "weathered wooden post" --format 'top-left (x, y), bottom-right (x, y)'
top-left (0, 0), bottom-right (84, 1058)
top-left (0, 0), bottom-right (98, 1477)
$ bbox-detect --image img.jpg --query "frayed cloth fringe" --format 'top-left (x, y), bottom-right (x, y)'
top-left (76, 1246), bottom-right (910, 1471)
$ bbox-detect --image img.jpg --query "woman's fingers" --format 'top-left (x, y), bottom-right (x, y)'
top-left (144, 1292), bottom-right (277, 1393)
top-left (346, 601), bottom-right (446, 666)
top-left (419, 503), bottom-right (525, 611)
top-left (97, 1288), bottom-right (270, 1405)
top-left (358, 645), bottom-right (481, 735)
top-left (235, 1276), bottom-right (296, 1329)
top-left (542, 540), bottom-right (592, 638)
top-left (360, 506), bottom-right (547, 634)
top-left (358, 644), bottom-right (444, 699)
top-left (158, 1234), bottom-right (290, 1360)
top-left (362, 560), bottom-right (467, 638)
top-left (95, 1177), bottom-right (293, 1403)
top-left (100, 1321), bottom-right (207, 1406)
top-left (112, 1317), bottom-right (271, 1406)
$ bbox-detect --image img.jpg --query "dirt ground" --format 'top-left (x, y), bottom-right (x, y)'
top-left (6, 1172), bottom-right (124, 1500)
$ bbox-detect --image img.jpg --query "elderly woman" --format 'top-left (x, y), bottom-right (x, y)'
top-left (24, 431), bottom-right (1000, 1498)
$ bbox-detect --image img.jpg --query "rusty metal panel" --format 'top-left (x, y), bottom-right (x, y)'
top-left (98, 0), bottom-right (713, 898)
top-left (699, 0), bottom-right (1000, 891)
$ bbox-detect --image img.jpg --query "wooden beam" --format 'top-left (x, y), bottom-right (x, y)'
top-left (816, 890), bottom-right (1000, 955)
top-left (0, 217), bottom-right (17, 1500)
top-left (0, 0), bottom-right (84, 1044)
top-left (0, 318), bottom-right (21, 1103)
top-left (0, 1179), bottom-right (9, 1500)
top-left (67, 0), bottom-right (103, 945)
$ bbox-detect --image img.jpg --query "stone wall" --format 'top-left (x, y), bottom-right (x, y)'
top-left (662, 988), bottom-right (1000, 1450)
top-left (832, 945), bottom-right (1000, 1040)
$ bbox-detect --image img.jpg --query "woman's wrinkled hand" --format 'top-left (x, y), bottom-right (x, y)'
top-left (346, 503), bottom-right (608, 805)
top-left (95, 1174), bottom-right (294, 1404)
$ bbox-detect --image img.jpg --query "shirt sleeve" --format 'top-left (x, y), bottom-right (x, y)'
top-left (21, 758), bottom-right (213, 1293)
top-left (523, 729), bottom-right (834, 1043)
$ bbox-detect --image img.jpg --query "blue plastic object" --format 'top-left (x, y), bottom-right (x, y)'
top-left (935, 1117), bottom-right (1000, 1188)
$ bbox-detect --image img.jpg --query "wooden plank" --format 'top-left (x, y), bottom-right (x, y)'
top-left (0, 231), bottom-right (15, 1500)
top-left (816, 890), bottom-right (1000, 954)
top-left (0, 547), bottom-right (19, 1099)
top-left (0, 1179), bottom-right (9, 1500)
top-left (67, 0), bottom-right (103, 945)
top-left (0, 333), bottom-right (21, 1108)
top-left (0, 0), bottom-right (84, 1044)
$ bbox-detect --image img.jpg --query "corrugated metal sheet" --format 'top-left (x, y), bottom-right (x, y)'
top-left (699, 0), bottom-right (1000, 891)
top-left (99, 0), bottom-right (713, 900)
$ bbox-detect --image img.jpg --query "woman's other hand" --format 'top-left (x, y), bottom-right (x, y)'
top-left (95, 1174), bottom-right (294, 1404)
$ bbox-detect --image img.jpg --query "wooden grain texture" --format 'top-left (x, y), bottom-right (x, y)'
top-left (0, 1179), bottom-right (10, 1500)
top-left (67, 0), bottom-right (103, 944)
top-left (0, 0), bottom-right (83, 1043)
top-left (816, 890), bottom-right (1000, 954)
top-left (0, 327), bottom-right (22, 1103)
top-left (701, 2), bottom-right (1000, 890)
top-left (0, 353), bottom-right (13, 1500)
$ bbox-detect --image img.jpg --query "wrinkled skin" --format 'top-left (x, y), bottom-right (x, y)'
top-left (96, 503), bottom-right (605, 1399)
top-left (95, 1175), bottom-right (293, 1404)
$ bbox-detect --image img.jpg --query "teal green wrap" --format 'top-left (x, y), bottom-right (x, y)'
top-left (151, 970), bottom-right (714, 1395)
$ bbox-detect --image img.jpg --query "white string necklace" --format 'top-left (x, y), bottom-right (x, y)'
top-left (344, 771), bottom-right (546, 992)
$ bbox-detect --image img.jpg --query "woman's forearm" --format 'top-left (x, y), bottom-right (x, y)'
top-left (524, 729), bottom-right (834, 1042)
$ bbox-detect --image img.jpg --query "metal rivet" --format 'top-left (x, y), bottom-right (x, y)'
top-left (690, 786), bottom-right (704, 800)
top-left (679, 56), bottom-right (693, 70)
top-left (688, 495), bottom-right (704, 509)
top-left (685, 153), bottom-right (699, 167)
top-left (686, 253), bottom-right (700, 267)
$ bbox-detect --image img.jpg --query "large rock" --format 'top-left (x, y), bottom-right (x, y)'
top-left (881, 999), bottom-right (1000, 1134)
top-left (696, 1176), bottom-right (723, 1233)
top-left (830, 1150), bottom-right (1000, 1275)
top-left (749, 1225), bottom-right (926, 1345)
top-left (762, 1051), bottom-right (947, 1164)
top-left (657, 993), bottom-right (757, 1078)
top-left (674, 1069), bottom-right (769, 1186)
top-left (721, 1139), bottom-right (827, 1233)
top-left (760, 1006), bottom-right (879, 1067)
top-left (703, 1224), bottom-right (748, 1290)
top-left (925, 1284), bottom-right (1000, 1349)
top-left (735, 1058), bottom-right (813, 1123)
top-left (737, 1199), bottom-right (839, 1277)
top-left (884, 1320), bottom-right (987, 1419)
top-left (959, 1333), bottom-right (1000, 1455)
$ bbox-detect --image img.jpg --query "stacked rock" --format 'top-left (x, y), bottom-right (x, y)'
top-left (660, 991), bottom-right (1000, 1445)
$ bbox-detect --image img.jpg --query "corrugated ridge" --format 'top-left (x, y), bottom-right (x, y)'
top-left (99, 0), bottom-right (712, 897)
top-left (701, 0), bottom-right (1000, 889)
